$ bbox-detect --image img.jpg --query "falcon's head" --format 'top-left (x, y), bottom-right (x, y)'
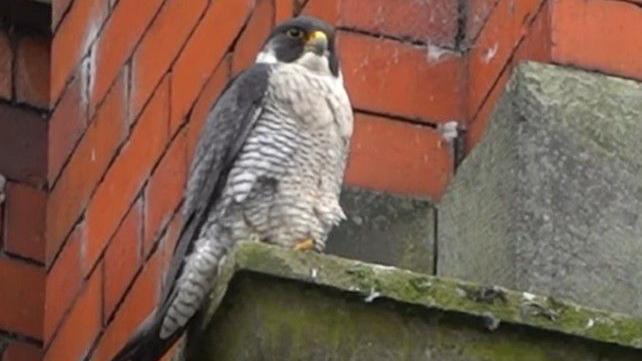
top-left (256, 16), bottom-right (340, 78)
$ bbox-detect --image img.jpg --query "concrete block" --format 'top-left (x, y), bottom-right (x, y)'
top-left (438, 62), bottom-right (642, 316)
top-left (327, 187), bottom-right (435, 274)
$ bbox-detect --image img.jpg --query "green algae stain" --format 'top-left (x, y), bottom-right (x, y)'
top-left (464, 339), bottom-right (554, 361)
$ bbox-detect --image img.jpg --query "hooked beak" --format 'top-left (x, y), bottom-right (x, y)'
top-left (304, 30), bottom-right (328, 56)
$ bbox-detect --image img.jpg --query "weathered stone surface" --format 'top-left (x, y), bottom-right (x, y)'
top-left (439, 62), bottom-right (642, 316)
top-left (326, 187), bottom-right (435, 274)
top-left (187, 243), bottom-right (642, 360)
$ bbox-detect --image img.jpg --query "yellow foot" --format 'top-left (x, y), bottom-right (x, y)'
top-left (293, 238), bottom-right (315, 252)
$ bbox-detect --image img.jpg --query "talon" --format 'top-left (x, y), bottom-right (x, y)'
top-left (293, 238), bottom-right (316, 252)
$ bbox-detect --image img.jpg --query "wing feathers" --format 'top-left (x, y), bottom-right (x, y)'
top-left (111, 64), bottom-right (272, 361)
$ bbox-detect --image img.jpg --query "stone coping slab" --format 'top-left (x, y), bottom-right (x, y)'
top-left (191, 242), bottom-right (642, 351)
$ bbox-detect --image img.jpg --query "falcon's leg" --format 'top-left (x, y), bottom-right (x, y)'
top-left (293, 238), bottom-right (316, 252)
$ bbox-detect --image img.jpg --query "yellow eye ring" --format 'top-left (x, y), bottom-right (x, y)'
top-left (286, 28), bottom-right (304, 39)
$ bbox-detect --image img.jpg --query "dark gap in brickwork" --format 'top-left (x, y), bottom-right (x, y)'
top-left (0, 200), bottom-right (4, 250)
top-left (613, 0), bottom-right (642, 10)
top-left (0, 339), bottom-right (6, 359)
top-left (8, 33), bottom-right (17, 104)
top-left (454, 0), bottom-right (467, 51)
top-left (453, 127), bottom-right (467, 170)
top-left (0, 0), bottom-right (51, 36)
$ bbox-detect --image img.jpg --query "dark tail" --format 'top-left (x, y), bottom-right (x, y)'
top-left (111, 188), bottom-right (215, 360)
top-left (110, 309), bottom-right (182, 361)
top-left (111, 230), bottom-right (195, 361)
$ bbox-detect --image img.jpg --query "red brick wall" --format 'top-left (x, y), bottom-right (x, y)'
top-left (1, 1), bottom-right (641, 360)
top-left (0, 8), bottom-right (50, 359)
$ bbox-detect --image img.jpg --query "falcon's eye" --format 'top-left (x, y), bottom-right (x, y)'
top-left (286, 28), bottom-right (304, 39)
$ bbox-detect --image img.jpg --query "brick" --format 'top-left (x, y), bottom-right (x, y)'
top-left (467, 0), bottom-right (544, 117)
top-left (91, 0), bottom-right (164, 113)
top-left (91, 252), bottom-right (162, 361)
top-left (513, 1), bottom-right (552, 67)
top-left (466, 69), bottom-right (509, 154)
top-left (0, 105), bottom-right (47, 186)
top-left (16, 35), bottom-right (51, 109)
top-left (301, 0), bottom-right (338, 22)
top-left (187, 55), bottom-right (231, 160)
top-left (144, 132), bottom-right (187, 257)
top-left (341, 0), bottom-right (457, 47)
top-left (158, 212), bottom-right (182, 293)
top-left (231, 0), bottom-right (274, 76)
top-left (2, 341), bottom-right (42, 361)
top-left (0, 30), bottom-right (11, 100)
top-left (4, 182), bottom-right (46, 262)
top-left (466, 2), bottom-right (551, 153)
top-left (465, 0), bottom-right (500, 45)
top-left (104, 198), bottom-right (142, 319)
top-left (48, 75), bottom-right (88, 183)
top-left (295, 0), bottom-right (308, 13)
top-left (51, 0), bottom-right (108, 103)
top-left (304, 0), bottom-right (458, 48)
top-left (130, 0), bottom-right (208, 118)
top-left (44, 268), bottom-right (102, 361)
top-left (339, 32), bottom-right (464, 124)
top-left (552, 0), bottom-right (642, 81)
top-left (171, 0), bottom-right (253, 131)
top-left (159, 339), bottom-right (183, 361)
top-left (84, 78), bottom-right (169, 274)
top-left (44, 223), bottom-right (84, 344)
top-left (0, 257), bottom-right (45, 338)
top-left (46, 71), bottom-right (128, 264)
top-left (344, 113), bottom-right (453, 199)
top-left (0, 204), bottom-right (4, 248)
top-left (53, 0), bottom-right (74, 30)
top-left (275, 0), bottom-right (295, 22)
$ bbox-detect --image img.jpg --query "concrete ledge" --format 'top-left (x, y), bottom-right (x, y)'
top-left (186, 242), bottom-right (642, 359)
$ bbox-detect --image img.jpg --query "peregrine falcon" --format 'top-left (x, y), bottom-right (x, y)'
top-left (112, 16), bottom-right (353, 361)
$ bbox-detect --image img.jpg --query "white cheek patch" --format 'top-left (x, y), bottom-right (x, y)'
top-left (256, 49), bottom-right (278, 64)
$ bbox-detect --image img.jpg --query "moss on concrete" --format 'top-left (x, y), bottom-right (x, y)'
top-left (188, 242), bottom-right (642, 360)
